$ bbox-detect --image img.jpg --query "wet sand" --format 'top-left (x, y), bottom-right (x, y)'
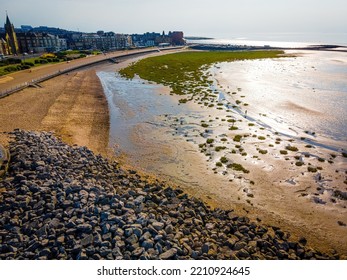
top-left (124, 94), bottom-right (347, 255)
top-left (100, 51), bottom-right (347, 255)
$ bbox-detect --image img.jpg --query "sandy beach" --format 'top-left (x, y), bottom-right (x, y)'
top-left (0, 48), bottom-right (184, 153)
top-left (0, 69), bottom-right (109, 156)
top-left (0, 48), bottom-right (346, 257)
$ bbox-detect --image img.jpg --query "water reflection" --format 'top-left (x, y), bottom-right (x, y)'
top-left (213, 51), bottom-right (347, 145)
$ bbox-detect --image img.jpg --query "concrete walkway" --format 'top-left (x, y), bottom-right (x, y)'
top-left (0, 47), bottom-right (183, 98)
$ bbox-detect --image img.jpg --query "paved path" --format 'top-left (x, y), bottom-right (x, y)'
top-left (0, 47), bottom-right (183, 97)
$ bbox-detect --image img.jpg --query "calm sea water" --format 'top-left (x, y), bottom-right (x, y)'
top-left (212, 50), bottom-right (347, 148)
top-left (187, 33), bottom-right (347, 48)
top-left (97, 72), bottom-right (193, 152)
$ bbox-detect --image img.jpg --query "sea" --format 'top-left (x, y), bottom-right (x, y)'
top-left (98, 35), bottom-right (347, 157)
top-left (211, 50), bottom-right (347, 148)
top-left (187, 34), bottom-right (347, 148)
top-left (186, 32), bottom-right (347, 48)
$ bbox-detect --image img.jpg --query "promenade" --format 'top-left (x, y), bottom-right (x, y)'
top-left (0, 47), bottom-right (183, 98)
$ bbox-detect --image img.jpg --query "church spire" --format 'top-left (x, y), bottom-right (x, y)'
top-left (4, 12), bottom-right (20, 55)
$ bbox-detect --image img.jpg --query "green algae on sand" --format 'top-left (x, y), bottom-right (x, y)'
top-left (119, 50), bottom-right (284, 97)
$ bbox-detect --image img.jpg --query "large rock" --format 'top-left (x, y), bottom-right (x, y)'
top-left (159, 248), bottom-right (177, 260)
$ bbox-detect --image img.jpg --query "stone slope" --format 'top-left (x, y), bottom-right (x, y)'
top-left (0, 130), bottom-right (339, 259)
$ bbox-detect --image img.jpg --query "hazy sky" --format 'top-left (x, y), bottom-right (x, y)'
top-left (1, 0), bottom-right (346, 38)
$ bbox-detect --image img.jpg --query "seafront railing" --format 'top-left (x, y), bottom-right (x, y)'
top-left (0, 46), bottom-right (183, 99)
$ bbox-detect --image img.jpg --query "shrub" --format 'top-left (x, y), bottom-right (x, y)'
top-left (38, 59), bottom-right (48, 64)
top-left (280, 150), bottom-right (288, 155)
top-left (19, 64), bottom-right (30, 70)
top-left (215, 146), bottom-right (226, 152)
top-left (179, 99), bottom-right (187, 104)
top-left (22, 62), bottom-right (34, 67)
top-left (4, 66), bottom-right (18, 72)
top-left (286, 145), bottom-right (298, 152)
top-left (220, 157), bottom-right (228, 164)
top-left (227, 163), bottom-right (249, 173)
top-left (308, 166), bottom-right (317, 173)
top-left (233, 135), bottom-right (242, 142)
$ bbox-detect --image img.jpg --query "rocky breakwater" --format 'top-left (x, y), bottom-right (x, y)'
top-left (0, 130), bottom-right (341, 260)
top-left (0, 144), bottom-right (10, 178)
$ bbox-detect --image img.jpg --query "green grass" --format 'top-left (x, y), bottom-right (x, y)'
top-left (0, 58), bottom-right (62, 76)
top-left (119, 51), bottom-right (284, 98)
top-left (0, 50), bottom-right (99, 76)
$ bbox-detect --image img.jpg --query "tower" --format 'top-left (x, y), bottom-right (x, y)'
top-left (4, 13), bottom-right (19, 55)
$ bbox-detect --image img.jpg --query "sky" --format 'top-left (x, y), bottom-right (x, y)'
top-left (1, 0), bottom-right (346, 40)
